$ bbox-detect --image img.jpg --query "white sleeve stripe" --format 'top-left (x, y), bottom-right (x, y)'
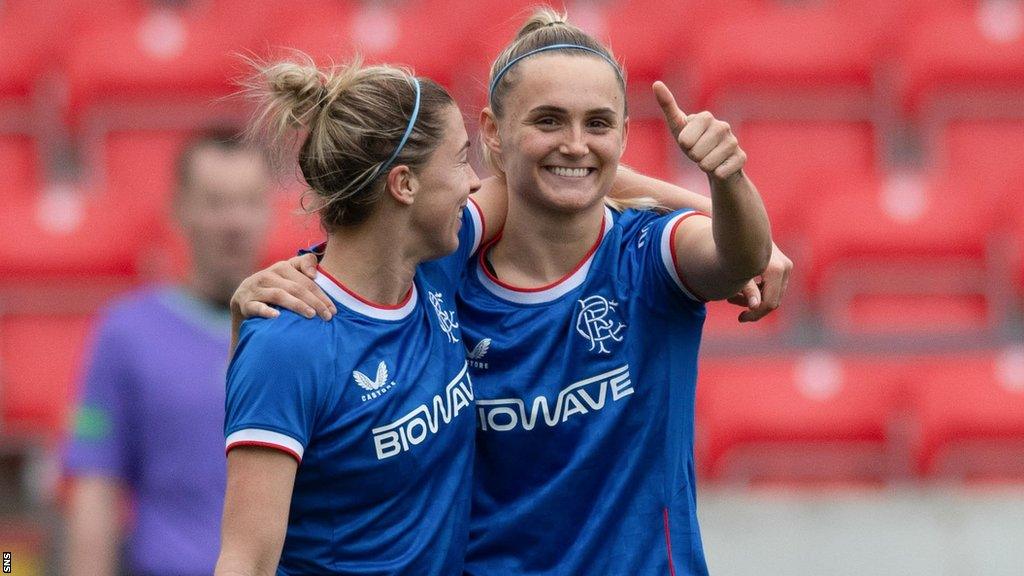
top-left (660, 211), bottom-right (709, 302)
top-left (226, 429), bottom-right (305, 461)
top-left (466, 199), bottom-right (485, 255)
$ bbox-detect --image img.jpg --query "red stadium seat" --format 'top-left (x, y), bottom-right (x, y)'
top-left (909, 348), bottom-right (1024, 481)
top-left (697, 353), bottom-right (903, 485)
top-left (0, 192), bottom-right (157, 286)
top-left (691, 3), bottom-right (880, 116)
top-left (0, 314), bottom-right (95, 441)
top-left (0, 1), bottom-right (68, 102)
top-left (64, 0), bottom-right (286, 128)
top-left (273, 0), bottom-right (480, 94)
top-left (804, 172), bottom-right (1003, 337)
top-left (737, 120), bottom-right (879, 239)
top-left (621, 118), bottom-right (676, 181)
top-left (0, 135), bottom-right (42, 204)
top-left (929, 119), bottom-right (1024, 214)
top-left (897, 2), bottom-right (1024, 118)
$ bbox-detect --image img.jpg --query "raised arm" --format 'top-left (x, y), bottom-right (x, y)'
top-left (215, 447), bottom-right (298, 576)
top-left (653, 81), bottom-right (772, 301)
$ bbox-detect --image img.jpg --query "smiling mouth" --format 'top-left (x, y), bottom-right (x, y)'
top-left (545, 166), bottom-right (595, 178)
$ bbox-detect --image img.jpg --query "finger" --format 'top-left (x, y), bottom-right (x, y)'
top-left (678, 112), bottom-right (713, 152)
top-left (697, 140), bottom-right (737, 174)
top-left (277, 265), bottom-right (336, 318)
top-left (726, 293), bottom-right (749, 307)
top-left (260, 287), bottom-right (318, 319)
top-left (688, 122), bottom-right (729, 164)
top-left (713, 151), bottom-right (747, 181)
top-left (290, 253), bottom-right (319, 279)
top-left (241, 300), bottom-right (280, 320)
top-left (652, 81), bottom-right (687, 137)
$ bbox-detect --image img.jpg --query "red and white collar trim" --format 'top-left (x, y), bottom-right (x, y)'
top-left (315, 266), bottom-right (417, 321)
top-left (476, 207), bottom-right (613, 305)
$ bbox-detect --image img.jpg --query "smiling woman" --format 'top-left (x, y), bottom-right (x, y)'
top-left (458, 8), bottom-right (772, 575)
top-left (215, 55), bottom-right (484, 576)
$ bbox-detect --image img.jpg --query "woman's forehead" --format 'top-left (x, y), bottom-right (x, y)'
top-left (505, 53), bottom-right (624, 112)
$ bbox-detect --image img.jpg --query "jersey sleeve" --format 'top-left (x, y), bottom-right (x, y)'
top-left (63, 309), bottom-right (134, 480)
top-left (624, 208), bottom-right (711, 313)
top-left (430, 198), bottom-right (484, 282)
top-left (224, 316), bottom-right (328, 463)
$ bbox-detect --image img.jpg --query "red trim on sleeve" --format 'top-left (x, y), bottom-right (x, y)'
top-left (663, 507), bottom-right (677, 576)
top-left (226, 441), bottom-right (302, 464)
top-left (669, 211), bottom-right (711, 303)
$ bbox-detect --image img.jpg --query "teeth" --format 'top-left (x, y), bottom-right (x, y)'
top-left (548, 167), bottom-right (590, 178)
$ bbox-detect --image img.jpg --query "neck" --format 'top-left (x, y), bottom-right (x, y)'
top-left (489, 196), bottom-right (606, 288)
top-left (185, 275), bottom-right (231, 309)
top-left (318, 212), bottom-right (422, 306)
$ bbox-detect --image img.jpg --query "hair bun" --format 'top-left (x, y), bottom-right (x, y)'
top-left (515, 7), bottom-right (569, 39)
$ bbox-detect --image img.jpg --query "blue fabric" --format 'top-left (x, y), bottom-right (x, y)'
top-left (459, 208), bottom-right (710, 576)
top-left (225, 209), bottom-right (479, 575)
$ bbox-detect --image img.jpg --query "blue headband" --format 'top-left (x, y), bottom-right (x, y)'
top-left (488, 43), bottom-right (623, 99)
top-left (355, 76), bottom-right (421, 193)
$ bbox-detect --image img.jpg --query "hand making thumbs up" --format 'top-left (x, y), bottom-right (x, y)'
top-left (652, 81), bottom-right (747, 182)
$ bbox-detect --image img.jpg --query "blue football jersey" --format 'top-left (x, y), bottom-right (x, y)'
top-left (225, 205), bottom-right (483, 575)
top-left (460, 207), bottom-right (711, 576)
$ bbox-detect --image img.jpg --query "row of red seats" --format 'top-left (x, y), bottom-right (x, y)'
top-left (1, 0), bottom-right (1021, 124)
top-left (3, 117), bottom-right (1022, 341)
top-left (2, 312), bottom-right (1021, 484)
top-left (698, 349), bottom-right (1024, 484)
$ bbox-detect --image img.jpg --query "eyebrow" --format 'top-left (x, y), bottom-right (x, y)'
top-left (527, 105), bottom-right (618, 116)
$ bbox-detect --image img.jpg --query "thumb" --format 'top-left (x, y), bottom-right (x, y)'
top-left (739, 280), bottom-right (761, 309)
top-left (652, 81), bottom-right (687, 137)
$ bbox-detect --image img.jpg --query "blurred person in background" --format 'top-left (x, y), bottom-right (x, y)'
top-left (62, 129), bottom-right (273, 576)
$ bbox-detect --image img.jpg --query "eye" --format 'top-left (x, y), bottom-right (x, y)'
top-left (534, 116), bottom-right (559, 128)
top-left (587, 118), bottom-right (613, 130)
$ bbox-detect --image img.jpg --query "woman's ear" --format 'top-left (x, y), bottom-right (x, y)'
top-left (480, 107), bottom-right (502, 156)
top-left (385, 165), bottom-right (416, 206)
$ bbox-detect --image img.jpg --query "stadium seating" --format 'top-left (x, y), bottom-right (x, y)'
top-left (928, 118), bottom-right (1024, 216)
top-left (0, 135), bottom-right (42, 205)
top-left (896, 1), bottom-right (1024, 119)
top-left (64, 0), bottom-right (286, 128)
top-left (620, 118), bottom-right (676, 181)
top-left (697, 352), bottom-right (904, 485)
top-left (690, 3), bottom-right (880, 117)
top-left (802, 172), bottom-right (1002, 338)
top-left (0, 314), bottom-right (94, 442)
top-left (0, 191), bottom-right (157, 289)
top-left (737, 119), bottom-right (879, 240)
top-left (909, 349), bottom-right (1024, 481)
top-left (274, 0), bottom-right (479, 92)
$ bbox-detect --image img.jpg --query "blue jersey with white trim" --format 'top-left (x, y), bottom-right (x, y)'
top-left (460, 207), bottom-right (710, 576)
top-left (225, 205), bottom-right (483, 575)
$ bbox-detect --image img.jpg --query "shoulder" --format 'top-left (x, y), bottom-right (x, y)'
top-left (235, 311), bottom-right (333, 369)
top-left (87, 285), bottom-right (176, 343)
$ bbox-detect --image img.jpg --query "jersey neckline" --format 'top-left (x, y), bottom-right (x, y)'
top-left (315, 266), bottom-right (418, 321)
top-left (475, 206), bottom-right (614, 305)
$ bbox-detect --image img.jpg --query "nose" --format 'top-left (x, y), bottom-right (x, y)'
top-left (467, 165), bottom-right (482, 195)
top-left (559, 125), bottom-right (589, 157)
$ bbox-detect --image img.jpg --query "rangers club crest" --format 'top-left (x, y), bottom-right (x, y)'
top-left (576, 295), bottom-right (626, 354)
top-left (428, 291), bottom-right (460, 343)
